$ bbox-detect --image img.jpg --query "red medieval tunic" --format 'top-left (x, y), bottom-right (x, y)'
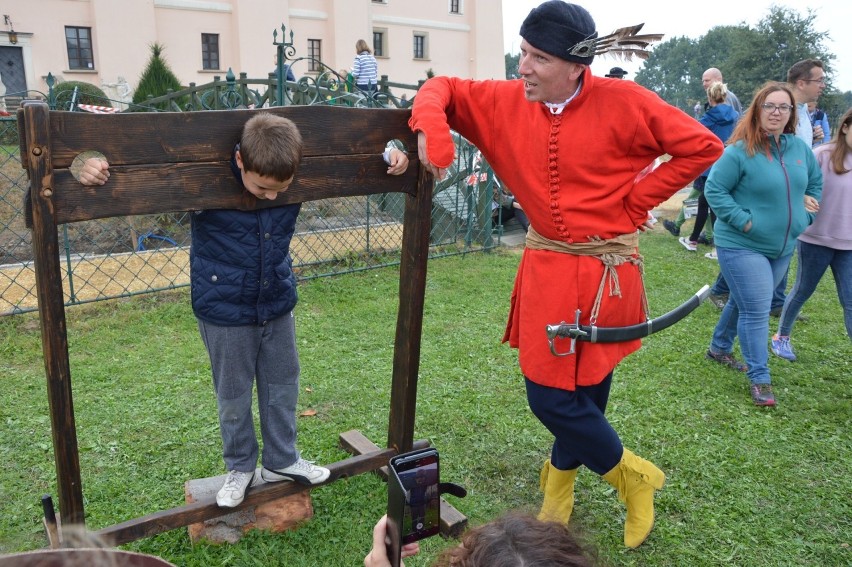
top-left (410, 68), bottom-right (723, 390)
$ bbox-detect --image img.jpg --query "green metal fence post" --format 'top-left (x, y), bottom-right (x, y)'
top-left (273, 24), bottom-right (295, 108)
top-left (46, 73), bottom-right (56, 109)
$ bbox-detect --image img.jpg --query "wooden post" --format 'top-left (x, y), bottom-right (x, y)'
top-left (19, 101), bottom-right (86, 525)
top-left (387, 165), bottom-right (433, 454)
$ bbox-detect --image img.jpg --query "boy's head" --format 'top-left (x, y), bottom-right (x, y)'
top-left (236, 113), bottom-right (303, 200)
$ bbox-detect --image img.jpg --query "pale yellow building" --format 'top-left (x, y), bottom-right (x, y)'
top-left (0, 0), bottom-right (505, 107)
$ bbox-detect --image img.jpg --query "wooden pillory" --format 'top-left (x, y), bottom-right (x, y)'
top-left (18, 102), bottom-right (465, 545)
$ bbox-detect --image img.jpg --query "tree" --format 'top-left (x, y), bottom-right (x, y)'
top-left (132, 43), bottom-right (184, 110)
top-left (635, 36), bottom-right (699, 112)
top-left (635, 5), bottom-right (843, 114)
top-left (505, 52), bottom-right (519, 79)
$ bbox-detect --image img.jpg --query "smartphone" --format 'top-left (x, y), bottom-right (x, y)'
top-left (386, 448), bottom-right (441, 566)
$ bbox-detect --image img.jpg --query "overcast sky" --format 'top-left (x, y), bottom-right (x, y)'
top-left (502, 0), bottom-right (851, 93)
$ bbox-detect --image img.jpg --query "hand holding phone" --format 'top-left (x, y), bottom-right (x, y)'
top-left (365, 515), bottom-right (420, 567)
top-left (386, 448), bottom-right (441, 567)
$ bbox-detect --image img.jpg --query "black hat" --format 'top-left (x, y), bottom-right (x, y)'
top-left (519, 1), bottom-right (598, 65)
top-left (605, 66), bottom-right (628, 78)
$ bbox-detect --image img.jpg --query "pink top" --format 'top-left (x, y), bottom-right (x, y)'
top-left (800, 144), bottom-right (852, 250)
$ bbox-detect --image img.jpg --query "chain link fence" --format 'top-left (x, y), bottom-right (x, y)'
top-left (2, 112), bottom-right (514, 316)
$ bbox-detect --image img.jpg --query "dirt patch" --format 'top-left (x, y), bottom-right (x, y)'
top-left (653, 187), bottom-right (692, 219)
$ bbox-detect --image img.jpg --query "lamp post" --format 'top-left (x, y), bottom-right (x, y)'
top-left (273, 24), bottom-right (295, 107)
top-left (3, 15), bottom-right (16, 44)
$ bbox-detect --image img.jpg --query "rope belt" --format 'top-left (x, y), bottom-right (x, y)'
top-left (524, 226), bottom-right (650, 323)
top-left (525, 226), bottom-right (710, 356)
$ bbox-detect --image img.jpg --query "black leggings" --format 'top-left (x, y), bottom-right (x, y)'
top-left (689, 177), bottom-right (715, 242)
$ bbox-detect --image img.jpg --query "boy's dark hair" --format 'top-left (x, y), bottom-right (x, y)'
top-left (787, 59), bottom-right (824, 84)
top-left (239, 113), bottom-right (303, 182)
top-left (432, 511), bottom-right (597, 567)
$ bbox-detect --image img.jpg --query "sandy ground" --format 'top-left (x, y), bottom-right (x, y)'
top-left (0, 224), bottom-right (404, 315)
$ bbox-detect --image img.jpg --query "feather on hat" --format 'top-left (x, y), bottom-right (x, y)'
top-left (520, 1), bottom-right (662, 64)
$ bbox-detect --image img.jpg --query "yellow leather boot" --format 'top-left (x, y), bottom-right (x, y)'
top-left (537, 459), bottom-right (579, 525)
top-left (602, 448), bottom-right (665, 548)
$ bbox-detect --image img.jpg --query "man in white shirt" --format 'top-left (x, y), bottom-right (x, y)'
top-left (788, 59), bottom-right (827, 146)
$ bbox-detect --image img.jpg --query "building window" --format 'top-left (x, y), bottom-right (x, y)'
top-left (65, 26), bottom-right (94, 70)
top-left (413, 33), bottom-right (428, 60)
top-left (450, 0), bottom-right (462, 14)
top-left (201, 33), bottom-right (220, 70)
top-left (308, 39), bottom-right (322, 72)
top-left (373, 30), bottom-right (386, 57)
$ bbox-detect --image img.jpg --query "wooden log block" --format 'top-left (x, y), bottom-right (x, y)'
top-left (184, 470), bottom-right (313, 544)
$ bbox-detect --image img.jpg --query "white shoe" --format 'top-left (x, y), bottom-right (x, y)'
top-left (704, 249), bottom-right (718, 260)
top-left (678, 237), bottom-right (697, 251)
top-left (217, 469), bottom-right (255, 508)
top-left (261, 458), bottom-right (330, 485)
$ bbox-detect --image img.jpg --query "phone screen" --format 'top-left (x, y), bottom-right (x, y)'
top-left (390, 450), bottom-right (440, 544)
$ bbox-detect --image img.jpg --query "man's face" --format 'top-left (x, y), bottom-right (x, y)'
top-left (236, 151), bottom-right (294, 200)
top-left (517, 39), bottom-right (585, 103)
top-left (798, 67), bottom-right (826, 103)
top-left (702, 71), bottom-right (722, 90)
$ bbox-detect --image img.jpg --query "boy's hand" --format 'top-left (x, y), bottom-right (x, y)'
top-left (386, 149), bottom-right (409, 175)
top-left (79, 158), bottom-right (111, 186)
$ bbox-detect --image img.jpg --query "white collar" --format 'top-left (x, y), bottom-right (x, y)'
top-left (543, 80), bottom-right (583, 115)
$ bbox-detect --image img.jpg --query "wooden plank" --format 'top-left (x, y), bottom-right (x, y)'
top-left (16, 107), bottom-right (29, 170)
top-left (46, 155), bottom-right (419, 224)
top-left (21, 101), bottom-right (86, 525)
top-left (338, 429), bottom-right (397, 480)
top-left (440, 500), bottom-right (469, 539)
top-left (96, 443), bottom-right (428, 546)
top-left (45, 106), bottom-right (416, 167)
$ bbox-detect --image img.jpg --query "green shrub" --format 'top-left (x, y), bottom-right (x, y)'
top-left (131, 43), bottom-right (187, 111)
top-left (52, 81), bottom-right (112, 111)
top-left (0, 118), bottom-right (18, 146)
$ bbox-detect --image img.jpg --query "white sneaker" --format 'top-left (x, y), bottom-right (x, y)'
top-left (678, 237), bottom-right (697, 251)
top-left (704, 249), bottom-right (718, 260)
top-left (261, 458), bottom-right (331, 485)
top-left (217, 469), bottom-right (254, 508)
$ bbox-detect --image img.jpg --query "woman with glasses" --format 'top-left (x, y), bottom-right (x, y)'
top-left (703, 82), bottom-right (822, 406)
top-left (772, 108), bottom-right (852, 360)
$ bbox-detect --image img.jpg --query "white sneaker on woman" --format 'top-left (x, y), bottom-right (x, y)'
top-left (678, 237), bottom-right (697, 251)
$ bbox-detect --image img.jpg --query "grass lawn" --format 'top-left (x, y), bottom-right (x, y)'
top-left (0, 230), bottom-right (849, 566)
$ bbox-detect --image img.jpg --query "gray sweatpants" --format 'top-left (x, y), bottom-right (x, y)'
top-left (198, 312), bottom-right (300, 473)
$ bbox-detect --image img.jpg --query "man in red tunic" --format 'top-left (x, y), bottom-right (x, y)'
top-left (410, 1), bottom-right (722, 548)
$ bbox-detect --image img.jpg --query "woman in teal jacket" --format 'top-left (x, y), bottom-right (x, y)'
top-left (704, 82), bottom-right (822, 406)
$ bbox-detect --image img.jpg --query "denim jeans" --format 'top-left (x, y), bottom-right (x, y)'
top-left (778, 240), bottom-right (852, 338)
top-left (710, 271), bottom-right (730, 296)
top-left (710, 265), bottom-right (789, 307)
top-left (711, 247), bottom-right (793, 385)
